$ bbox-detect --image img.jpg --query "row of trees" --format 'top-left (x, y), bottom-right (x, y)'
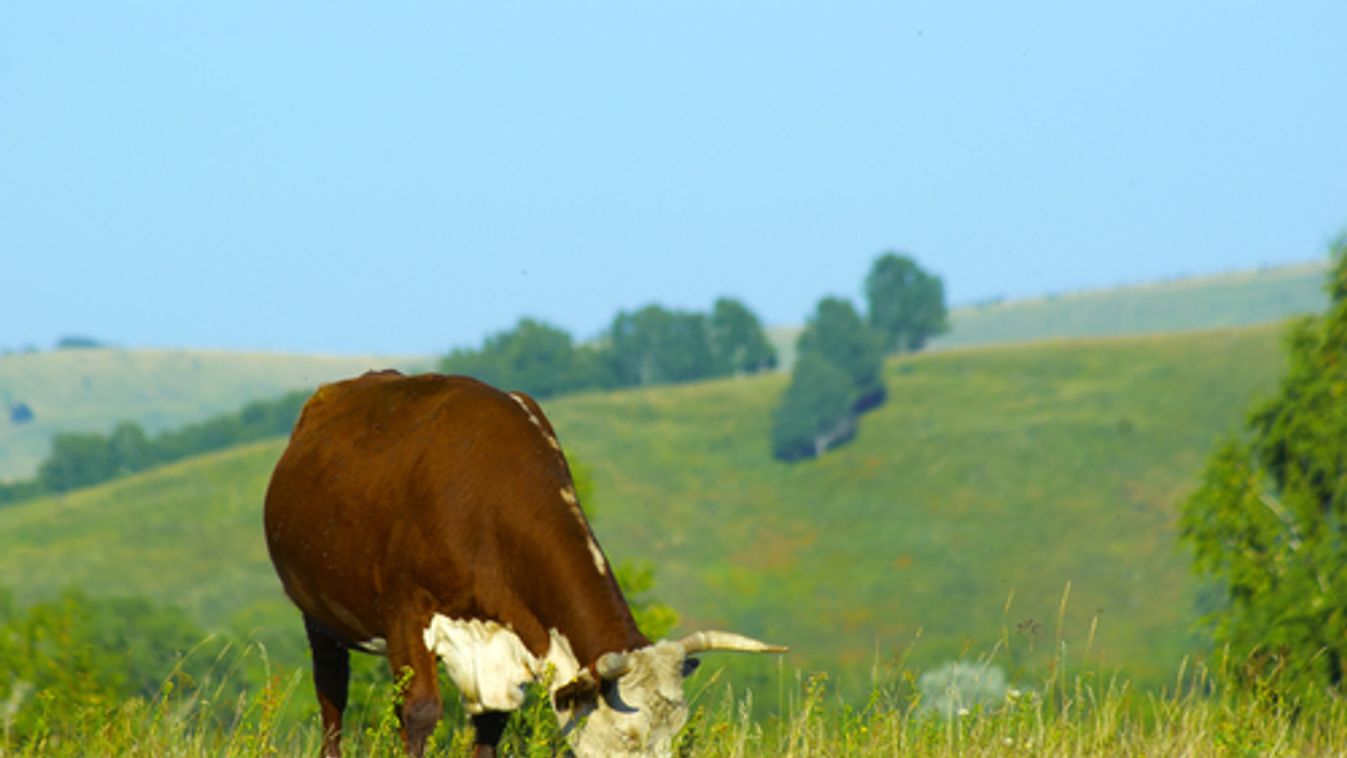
top-left (439, 297), bottom-right (776, 398)
top-left (771, 253), bottom-right (948, 461)
top-left (0, 390), bottom-right (309, 505)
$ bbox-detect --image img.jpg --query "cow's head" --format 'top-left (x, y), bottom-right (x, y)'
top-left (553, 631), bottom-right (786, 758)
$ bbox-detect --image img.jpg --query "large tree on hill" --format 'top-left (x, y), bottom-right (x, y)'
top-left (796, 296), bottom-right (886, 412)
top-left (1181, 234), bottom-right (1347, 694)
top-left (770, 351), bottom-right (858, 461)
top-left (769, 296), bottom-right (886, 462)
top-left (864, 252), bottom-right (948, 353)
top-left (605, 305), bottom-right (716, 387)
top-left (708, 297), bottom-right (777, 376)
top-left (440, 318), bottom-right (608, 398)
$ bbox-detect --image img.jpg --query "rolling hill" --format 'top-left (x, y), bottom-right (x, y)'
top-left (0, 323), bottom-right (1289, 696)
top-left (767, 259), bottom-right (1325, 368)
top-left (2, 260), bottom-right (1321, 484)
top-left (935, 260), bottom-right (1327, 350)
top-left (0, 349), bottom-right (424, 482)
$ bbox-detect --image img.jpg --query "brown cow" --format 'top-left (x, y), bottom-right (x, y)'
top-left (264, 371), bottom-right (785, 757)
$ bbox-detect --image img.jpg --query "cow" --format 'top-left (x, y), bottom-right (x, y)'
top-left (263, 370), bottom-right (786, 758)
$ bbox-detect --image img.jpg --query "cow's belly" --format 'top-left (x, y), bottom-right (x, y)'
top-left (422, 615), bottom-right (581, 713)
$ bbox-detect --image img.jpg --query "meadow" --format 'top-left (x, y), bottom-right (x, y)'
top-left (0, 324), bottom-right (1291, 706)
top-left (6, 635), bottom-right (1347, 756)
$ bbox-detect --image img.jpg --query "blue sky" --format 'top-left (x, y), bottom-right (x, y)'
top-left (3, 2), bottom-right (1345, 355)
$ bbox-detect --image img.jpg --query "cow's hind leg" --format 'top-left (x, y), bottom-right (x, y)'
top-left (471, 711), bottom-right (509, 758)
top-left (304, 614), bottom-right (351, 758)
top-left (387, 616), bottom-right (443, 758)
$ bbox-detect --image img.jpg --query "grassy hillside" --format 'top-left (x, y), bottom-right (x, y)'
top-left (768, 260), bottom-right (1324, 368)
top-left (0, 348), bottom-right (422, 481)
top-left (933, 260), bottom-right (1327, 350)
top-left (0, 324), bottom-right (1289, 697)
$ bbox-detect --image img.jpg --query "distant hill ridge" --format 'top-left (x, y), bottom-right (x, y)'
top-left (0, 350), bottom-right (423, 481)
top-left (934, 259), bottom-right (1328, 350)
top-left (2, 259), bottom-right (1324, 481)
top-left (766, 259), bottom-right (1325, 368)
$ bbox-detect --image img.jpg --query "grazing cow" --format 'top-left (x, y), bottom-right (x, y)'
top-left (264, 371), bottom-right (785, 758)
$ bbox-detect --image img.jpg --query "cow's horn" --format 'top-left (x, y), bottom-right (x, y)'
top-left (677, 630), bottom-right (788, 655)
top-left (596, 651), bottom-right (631, 680)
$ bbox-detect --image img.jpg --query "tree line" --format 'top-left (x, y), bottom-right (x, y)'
top-left (438, 296), bottom-right (777, 399)
top-left (770, 252), bottom-right (947, 461)
top-left (0, 391), bottom-right (310, 505)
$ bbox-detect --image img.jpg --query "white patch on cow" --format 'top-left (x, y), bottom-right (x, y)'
top-left (422, 616), bottom-right (581, 715)
top-left (586, 538), bottom-right (608, 576)
top-left (353, 637), bottom-right (387, 655)
top-left (510, 391), bottom-right (561, 450)
top-left (559, 485), bottom-right (608, 576)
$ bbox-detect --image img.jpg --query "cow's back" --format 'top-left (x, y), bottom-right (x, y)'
top-left (263, 370), bottom-right (578, 647)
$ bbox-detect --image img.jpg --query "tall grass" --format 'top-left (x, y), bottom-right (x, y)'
top-left (6, 617), bottom-right (1345, 757)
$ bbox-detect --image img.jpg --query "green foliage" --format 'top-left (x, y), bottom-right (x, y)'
top-left (607, 305), bottom-right (718, 387)
top-left (864, 252), bottom-right (949, 353)
top-left (796, 297), bottom-right (886, 411)
top-left (3, 390), bottom-right (309, 503)
top-left (440, 301), bottom-right (776, 400)
top-left (709, 297), bottom-right (778, 376)
top-left (0, 587), bottom-right (223, 743)
top-left (770, 297), bottom-right (885, 461)
top-left (37, 432), bottom-right (119, 492)
top-left (53, 335), bottom-right (105, 350)
top-left (439, 317), bottom-right (611, 398)
top-left (770, 352), bottom-right (857, 461)
top-left (1181, 236), bottom-right (1347, 694)
top-left (615, 561), bottom-right (680, 640)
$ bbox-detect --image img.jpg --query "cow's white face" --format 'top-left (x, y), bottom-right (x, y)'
top-left (558, 640), bottom-right (698, 758)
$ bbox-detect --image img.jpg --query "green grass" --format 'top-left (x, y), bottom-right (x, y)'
top-left (6, 641), bottom-right (1346, 756)
top-left (0, 348), bottom-right (424, 481)
top-left (0, 323), bottom-right (1292, 703)
top-left (549, 325), bottom-right (1290, 695)
top-left (934, 260), bottom-right (1327, 350)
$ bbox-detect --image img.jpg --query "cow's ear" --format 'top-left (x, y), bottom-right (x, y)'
top-left (681, 657), bottom-right (701, 678)
top-left (554, 670), bottom-right (601, 712)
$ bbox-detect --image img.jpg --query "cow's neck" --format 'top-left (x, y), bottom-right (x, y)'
top-left (497, 551), bottom-right (650, 669)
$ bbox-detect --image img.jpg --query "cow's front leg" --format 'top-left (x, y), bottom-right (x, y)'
top-left (386, 616), bottom-right (443, 758)
top-left (471, 711), bottom-right (509, 758)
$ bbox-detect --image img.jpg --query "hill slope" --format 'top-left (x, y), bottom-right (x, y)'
top-left (935, 260), bottom-right (1327, 350)
top-left (0, 324), bottom-right (1289, 693)
top-left (0, 349), bottom-right (422, 481)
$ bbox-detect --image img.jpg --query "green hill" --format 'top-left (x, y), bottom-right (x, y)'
top-left (0, 349), bottom-right (423, 482)
top-left (769, 260), bottom-right (1324, 368)
top-left (0, 324), bottom-right (1289, 695)
top-left (935, 260), bottom-right (1327, 350)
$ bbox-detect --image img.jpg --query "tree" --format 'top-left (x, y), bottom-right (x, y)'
top-left (864, 252), bottom-right (948, 353)
top-left (107, 421), bottom-right (153, 475)
top-left (1181, 234), bottom-right (1347, 694)
top-left (708, 297), bottom-right (777, 376)
top-left (796, 296), bottom-right (886, 411)
top-left (605, 305), bottom-right (716, 387)
top-left (770, 352), bottom-right (858, 461)
top-left (37, 433), bottom-right (116, 493)
top-left (440, 318), bottom-right (610, 398)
